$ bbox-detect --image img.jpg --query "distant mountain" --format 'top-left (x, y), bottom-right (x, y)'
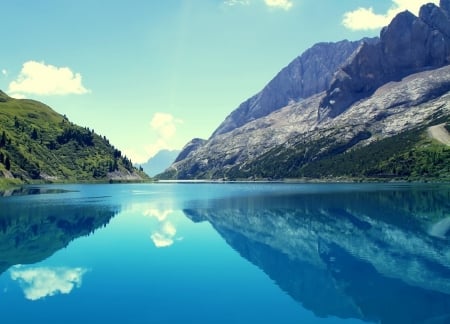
top-left (0, 91), bottom-right (148, 184)
top-left (159, 0), bottom-right (450, 181)
top-left (140, 149), bottom-right (180, 177)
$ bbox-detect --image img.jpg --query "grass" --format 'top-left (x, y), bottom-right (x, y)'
top-left (0, 177), bottom-right (22, 192)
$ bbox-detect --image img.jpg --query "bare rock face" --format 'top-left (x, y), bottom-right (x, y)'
top-left (421, 2), bottom-right (450, 38)
top-left (320, 1), bottom-right (450, 119)
top-left (174, 138), bottom-right (206, 163)
top-left (212, 40), bottom-right (368, 137)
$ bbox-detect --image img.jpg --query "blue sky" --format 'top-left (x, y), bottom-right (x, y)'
top-left (0, 0), bottom-right (438, 163)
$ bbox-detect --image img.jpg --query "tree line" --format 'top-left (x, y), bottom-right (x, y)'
top-left (0, 131), bottom-right (11, 170)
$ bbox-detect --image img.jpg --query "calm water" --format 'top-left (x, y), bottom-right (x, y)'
top-left (0, 182), bottom-right (450, 323)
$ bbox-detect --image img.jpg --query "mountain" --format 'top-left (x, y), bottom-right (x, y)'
top-left (0, 91), bottom-right (149, 185)
top-left (140, 149), bottom-right (180, 177)
top-left (159, 0), bottom-right (450, 181)
top-left (319, 2), bottom-right (450, 119)
top-left (212, 39), bottom-right (375, 137)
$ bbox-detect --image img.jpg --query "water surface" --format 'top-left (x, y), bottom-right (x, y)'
top-left (0, 182), bottom-right (449, 323)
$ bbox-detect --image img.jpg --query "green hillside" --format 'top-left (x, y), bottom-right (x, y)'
top-left (0, 90), bottom-right (148, 185)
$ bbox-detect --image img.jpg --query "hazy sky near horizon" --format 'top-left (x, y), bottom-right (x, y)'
top-left (0, 0), bottom-right (438, 163)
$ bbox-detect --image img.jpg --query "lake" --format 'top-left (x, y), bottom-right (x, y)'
top-left (0, 182), bottom-right (450, 323)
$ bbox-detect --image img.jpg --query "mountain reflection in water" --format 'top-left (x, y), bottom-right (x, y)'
top-left (183, 186), bottom-right (450, 324)
top-left (0, 197), bottom-right (120, 275)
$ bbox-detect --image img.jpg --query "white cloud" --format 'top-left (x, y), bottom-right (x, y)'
top-left (10, 93), bottom-right (26, 99)
top-left (10, 266), bottom-right (87, 301)
top-left (123, 147), bottom-right (157, 165)
top-left (343, 7), bottom-right (392, 30)
top-left (2, 69), bottom-right (7, 77)
top-left (8, 61), bottom-right (90, 96)
top-left (123, 138), bottom-right (175, 165)
top-left (150, 112), bottom-right (182, 139)
top-left (343, 0), bottom-right (439, 30)
top-left (123, 112), bottom-right (183, 164)
top-left (147, 139), bottom-right (173, 157)
top-left (264, 0), bottom-right (293, 10)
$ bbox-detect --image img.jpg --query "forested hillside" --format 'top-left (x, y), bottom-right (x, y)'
top-left (0, 91), bottom-right (148, 185)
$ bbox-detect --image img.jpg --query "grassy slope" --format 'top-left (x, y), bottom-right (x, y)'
top-left (0, 91), bottom-right (148, 184)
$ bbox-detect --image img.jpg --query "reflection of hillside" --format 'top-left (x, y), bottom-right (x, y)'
top-left (0, 200), bottom-right (119, 275)
top-left (183, 186), bottom-right (450, 323)
top-left (0, 186), bottom-right (73, 197)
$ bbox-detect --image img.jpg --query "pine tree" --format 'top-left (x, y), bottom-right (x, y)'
top-left (5, 156), bottom-right (11, 170)
top-left (0, 131), bottom-right (5, 147)
top-left (31, 128), bottom-right (38, 140)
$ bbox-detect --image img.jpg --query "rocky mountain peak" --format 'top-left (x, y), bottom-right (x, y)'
top-left (174, 138), bottom-right (206, 163)
top-left (441, 0), bottom-right (450, 17)
top-left (319, 1), bottom-right (450, 119)
top-left (211, 39), bottom-right (368, 137)
top-left (420, 2), bottom-right (450, 38)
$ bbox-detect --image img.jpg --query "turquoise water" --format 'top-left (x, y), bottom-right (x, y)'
top-left (0, 182), bottom-right (450, 323)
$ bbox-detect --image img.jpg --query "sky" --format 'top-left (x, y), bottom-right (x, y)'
top-left (0, 0), bottom-right (439, 164)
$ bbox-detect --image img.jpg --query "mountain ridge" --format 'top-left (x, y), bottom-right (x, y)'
top-left (320, 2), bottom-right (450, 119)
top-left (212, 39), bottom-right (375, 137)
top-left (159, 0), bottom-right (450, 181)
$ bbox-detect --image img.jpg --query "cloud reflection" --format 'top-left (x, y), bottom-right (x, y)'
top-left (10, 266), bottom-right (87, 301)
top-left (151, 222), bottom-right (177, 247)
top-left (144, 209), bottom-right (182, 248)
top-left (144, 209), bottom-right (173, 222)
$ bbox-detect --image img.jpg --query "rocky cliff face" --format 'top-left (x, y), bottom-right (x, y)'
top-left (174, 138), bottom-right (206, 163)
top-left (319, 0), bottom-right (450, 119)
top-left (160, 0), bottom-right (450, 180)
top-left (212, 39), bottom-right (370, 137)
